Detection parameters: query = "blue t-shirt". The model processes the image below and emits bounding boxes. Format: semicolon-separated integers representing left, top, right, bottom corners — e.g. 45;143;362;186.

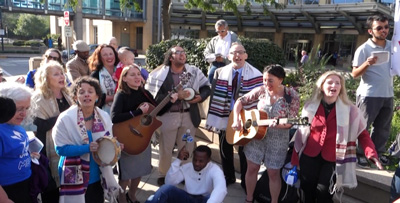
0;124;31;186
56;131;100;184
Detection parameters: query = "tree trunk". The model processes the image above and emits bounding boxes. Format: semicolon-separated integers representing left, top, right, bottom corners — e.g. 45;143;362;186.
162;0;171;40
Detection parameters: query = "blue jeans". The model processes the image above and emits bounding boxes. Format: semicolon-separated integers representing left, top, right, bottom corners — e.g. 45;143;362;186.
391;166;400;202
145;184;208;203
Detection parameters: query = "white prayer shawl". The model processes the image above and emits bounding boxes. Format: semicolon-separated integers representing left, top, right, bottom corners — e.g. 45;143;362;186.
99;67;116;114
293;98;367;192
206;62;262;132
145;64;209;109
52;105;121;203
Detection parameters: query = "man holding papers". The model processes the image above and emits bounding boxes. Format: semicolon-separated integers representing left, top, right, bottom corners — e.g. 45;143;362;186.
352;14;393;168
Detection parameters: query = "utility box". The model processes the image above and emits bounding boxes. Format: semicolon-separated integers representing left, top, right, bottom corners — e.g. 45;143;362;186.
29;57;43;71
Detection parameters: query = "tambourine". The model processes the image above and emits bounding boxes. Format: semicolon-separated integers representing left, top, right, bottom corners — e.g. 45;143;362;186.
92;136;121;166
184;88;196;101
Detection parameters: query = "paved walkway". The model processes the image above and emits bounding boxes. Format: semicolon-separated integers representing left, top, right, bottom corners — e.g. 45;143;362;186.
121;144;247;203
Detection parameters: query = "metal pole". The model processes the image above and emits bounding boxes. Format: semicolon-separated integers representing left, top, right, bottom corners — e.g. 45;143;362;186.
157;0;161;42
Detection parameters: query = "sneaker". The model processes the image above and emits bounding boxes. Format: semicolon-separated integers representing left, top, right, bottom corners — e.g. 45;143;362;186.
357;156;370;168
379;155;390;166
157;177;165;186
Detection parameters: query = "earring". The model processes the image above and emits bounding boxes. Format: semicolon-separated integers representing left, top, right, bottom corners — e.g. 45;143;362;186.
95;99;98;103
76;101;80;105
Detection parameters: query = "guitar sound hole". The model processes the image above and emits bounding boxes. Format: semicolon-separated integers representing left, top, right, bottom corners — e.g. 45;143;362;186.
141;115;152;126
244;119;252;130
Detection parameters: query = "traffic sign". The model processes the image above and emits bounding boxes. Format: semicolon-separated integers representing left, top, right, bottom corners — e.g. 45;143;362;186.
65;26;72;37
64;11;70;26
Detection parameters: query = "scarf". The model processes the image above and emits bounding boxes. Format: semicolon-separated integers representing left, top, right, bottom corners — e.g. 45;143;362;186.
53;106;121;203
293;98;367;192
99;67;116;114
206;62;262;132
145;64;210;109
32;90;73;187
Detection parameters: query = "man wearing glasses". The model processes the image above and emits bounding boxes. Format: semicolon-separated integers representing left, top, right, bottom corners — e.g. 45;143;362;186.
204;19;240;83
206;43;262;189
352;14;393;168
146;45;211;186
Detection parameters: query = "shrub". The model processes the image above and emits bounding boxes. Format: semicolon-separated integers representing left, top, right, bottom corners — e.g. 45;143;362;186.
145;37;286;74
13;40;25;46
25;40;44;47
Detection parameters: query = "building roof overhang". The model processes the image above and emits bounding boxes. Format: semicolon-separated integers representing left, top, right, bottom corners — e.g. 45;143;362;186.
170;2;394;34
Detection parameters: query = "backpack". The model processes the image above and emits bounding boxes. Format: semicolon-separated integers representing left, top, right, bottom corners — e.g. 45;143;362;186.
253;148;300;203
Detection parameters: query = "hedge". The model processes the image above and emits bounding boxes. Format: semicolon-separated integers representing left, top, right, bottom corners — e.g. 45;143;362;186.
145;37;286;74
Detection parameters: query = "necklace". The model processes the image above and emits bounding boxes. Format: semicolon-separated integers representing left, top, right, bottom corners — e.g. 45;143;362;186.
84;113;94;122
56;97;63;103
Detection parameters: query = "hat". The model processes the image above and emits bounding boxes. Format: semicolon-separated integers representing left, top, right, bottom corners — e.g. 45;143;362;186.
0;96;16;123
72;40;90;52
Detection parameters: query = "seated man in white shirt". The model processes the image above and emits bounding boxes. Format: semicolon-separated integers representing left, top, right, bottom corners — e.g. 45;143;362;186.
146;145;227;203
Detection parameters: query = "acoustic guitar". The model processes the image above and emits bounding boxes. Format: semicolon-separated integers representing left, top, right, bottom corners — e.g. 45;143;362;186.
226;109;308;146
113;72;191;155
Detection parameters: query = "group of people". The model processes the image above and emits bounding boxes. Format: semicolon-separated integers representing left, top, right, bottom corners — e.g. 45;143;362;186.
0;13;397;203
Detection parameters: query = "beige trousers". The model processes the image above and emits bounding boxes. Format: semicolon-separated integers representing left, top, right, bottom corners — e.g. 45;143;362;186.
157;111;196;176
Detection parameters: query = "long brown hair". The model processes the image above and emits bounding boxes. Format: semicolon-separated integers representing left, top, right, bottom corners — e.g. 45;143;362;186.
88;44;119;72
117;64;142;94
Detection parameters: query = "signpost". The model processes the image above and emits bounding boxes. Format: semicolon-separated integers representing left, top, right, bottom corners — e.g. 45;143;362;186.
64;11;70;60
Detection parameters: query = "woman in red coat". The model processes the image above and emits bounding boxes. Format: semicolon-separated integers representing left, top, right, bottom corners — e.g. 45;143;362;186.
292;71;383;203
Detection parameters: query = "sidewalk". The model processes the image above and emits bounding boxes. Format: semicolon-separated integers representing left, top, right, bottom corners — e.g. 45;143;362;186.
124;144;247;203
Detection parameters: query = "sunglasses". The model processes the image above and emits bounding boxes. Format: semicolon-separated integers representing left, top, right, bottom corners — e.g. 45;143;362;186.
47;55;59;61
373;25;389;31
216;30;226;33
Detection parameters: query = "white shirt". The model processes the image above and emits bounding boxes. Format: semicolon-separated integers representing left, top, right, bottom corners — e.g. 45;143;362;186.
215;32;232;58
165;159;227;203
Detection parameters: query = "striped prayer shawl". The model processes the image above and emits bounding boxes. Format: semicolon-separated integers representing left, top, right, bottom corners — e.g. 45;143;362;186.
293;98;367;191
59;157;90;196
206;62;262;132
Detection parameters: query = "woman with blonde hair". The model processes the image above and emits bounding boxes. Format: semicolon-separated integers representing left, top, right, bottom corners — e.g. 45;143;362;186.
31;61;73;202
25;48;66;88
292;71;382;203
110;65;177;203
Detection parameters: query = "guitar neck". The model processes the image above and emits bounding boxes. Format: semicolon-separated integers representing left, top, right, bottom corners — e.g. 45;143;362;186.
149;84;181;117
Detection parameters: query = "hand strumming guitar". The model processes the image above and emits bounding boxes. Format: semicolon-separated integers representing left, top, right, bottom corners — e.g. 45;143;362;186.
139;103;150;114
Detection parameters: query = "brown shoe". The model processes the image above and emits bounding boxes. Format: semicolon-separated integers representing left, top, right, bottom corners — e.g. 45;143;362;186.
157;177;165;186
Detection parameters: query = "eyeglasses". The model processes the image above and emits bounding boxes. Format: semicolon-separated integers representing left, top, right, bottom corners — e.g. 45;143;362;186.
216;30;226;33
47;55;59;61
229;50;246;55
173;50;186;55
373;25;389;31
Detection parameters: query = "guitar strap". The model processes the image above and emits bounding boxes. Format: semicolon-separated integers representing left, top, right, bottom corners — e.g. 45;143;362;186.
140;87;157;106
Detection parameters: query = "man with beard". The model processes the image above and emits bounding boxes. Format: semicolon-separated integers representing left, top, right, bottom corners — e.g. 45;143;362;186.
206;43;262;189
146;45;210;186
352;14;393;168
145;145;227;203
66;40;90;81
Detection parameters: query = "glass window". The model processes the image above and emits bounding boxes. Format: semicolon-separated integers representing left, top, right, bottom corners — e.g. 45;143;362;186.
83;0;101;14
245;32;274;41
136;27;143;50
171;28;199;39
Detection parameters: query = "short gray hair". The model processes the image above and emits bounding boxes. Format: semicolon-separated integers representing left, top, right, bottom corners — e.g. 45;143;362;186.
0;82;35;124
215;19;228;29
